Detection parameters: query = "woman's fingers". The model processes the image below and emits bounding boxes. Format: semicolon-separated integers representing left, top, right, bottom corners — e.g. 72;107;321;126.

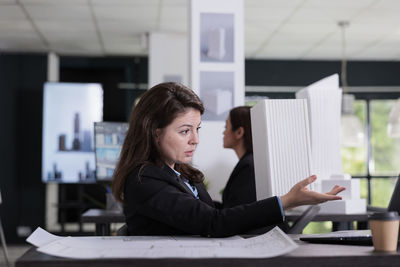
319;192;343;201
326;185;346;195
297;175;317;188
308;191;343;204
282;176;346;210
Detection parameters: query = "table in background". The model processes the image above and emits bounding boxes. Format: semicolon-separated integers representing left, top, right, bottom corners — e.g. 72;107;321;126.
82;209;371;236
286;212;370;231
16;239;400;267
81;209;125;236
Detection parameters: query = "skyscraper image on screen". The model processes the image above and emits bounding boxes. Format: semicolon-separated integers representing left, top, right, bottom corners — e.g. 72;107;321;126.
42;82;103;183
94;122;129;182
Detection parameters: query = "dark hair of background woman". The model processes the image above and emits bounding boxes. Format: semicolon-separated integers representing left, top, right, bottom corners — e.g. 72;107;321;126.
229;106;253;153
112;82;205;202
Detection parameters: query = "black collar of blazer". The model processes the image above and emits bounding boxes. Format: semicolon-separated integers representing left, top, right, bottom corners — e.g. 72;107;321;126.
139;164;213;205
161;165;198;197
161;165;212;205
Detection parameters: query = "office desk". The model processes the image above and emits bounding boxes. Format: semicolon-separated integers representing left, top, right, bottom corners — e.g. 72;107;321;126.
81;209;125;236
286;212;370;230
16;240;400;267
82;208;371;236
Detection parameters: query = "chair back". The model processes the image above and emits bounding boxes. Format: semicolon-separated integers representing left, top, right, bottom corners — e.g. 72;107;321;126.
117;224;128;236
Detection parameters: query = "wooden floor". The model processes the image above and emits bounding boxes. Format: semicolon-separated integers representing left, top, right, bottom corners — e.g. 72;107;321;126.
0;245;31;267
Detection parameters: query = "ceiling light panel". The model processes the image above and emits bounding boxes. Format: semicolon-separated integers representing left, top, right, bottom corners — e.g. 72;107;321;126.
19;0;87;5
345;21;394;34
373;0;400;9
94;6;159;21
100;30;144;40
0;5;26;19
279;22;336;34
0;31;40;40
98;20;158;35
0;20;34;32
0;0;16;4
256;44;309;59
0;39;46;51
50;40;102;52
303;0;377;9
47;32;98;42
103;37;141;46
245;6;295;22
35;20;95;32
24;5;92;20
357;6;400;22
103;42;146;55
163;0;187;6
160;6;186;21
91;0;160;5
245;0;304;8
353;46;400;60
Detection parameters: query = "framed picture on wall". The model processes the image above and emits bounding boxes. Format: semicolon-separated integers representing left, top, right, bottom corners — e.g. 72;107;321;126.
200;71;234;121
200;13;234;63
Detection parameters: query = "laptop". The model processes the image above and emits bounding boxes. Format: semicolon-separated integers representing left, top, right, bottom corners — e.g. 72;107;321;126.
300;174;400;246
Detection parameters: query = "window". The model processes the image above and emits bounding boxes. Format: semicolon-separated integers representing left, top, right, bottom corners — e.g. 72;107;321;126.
341;100;367;176
345;96;400;207
370;100;400;176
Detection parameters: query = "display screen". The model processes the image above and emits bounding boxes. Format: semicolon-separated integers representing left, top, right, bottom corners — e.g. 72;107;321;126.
94;122;128;182
42;82;103;183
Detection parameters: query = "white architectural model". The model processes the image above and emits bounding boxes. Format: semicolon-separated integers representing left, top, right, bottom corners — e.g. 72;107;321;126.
251;75;366;214
296;74;342;181
251;99;313;200
296;74;366;214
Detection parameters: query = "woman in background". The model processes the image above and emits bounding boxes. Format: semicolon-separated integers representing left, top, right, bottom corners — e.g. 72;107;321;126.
222;106;256;208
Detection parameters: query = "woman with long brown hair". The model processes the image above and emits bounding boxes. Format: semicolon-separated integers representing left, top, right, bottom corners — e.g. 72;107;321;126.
112;82;345;237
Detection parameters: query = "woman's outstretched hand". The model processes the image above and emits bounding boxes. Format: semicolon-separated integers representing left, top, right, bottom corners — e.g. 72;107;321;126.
280;175;346;210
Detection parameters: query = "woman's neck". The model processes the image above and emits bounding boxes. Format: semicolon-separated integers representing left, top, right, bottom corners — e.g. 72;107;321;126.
234;142;247;159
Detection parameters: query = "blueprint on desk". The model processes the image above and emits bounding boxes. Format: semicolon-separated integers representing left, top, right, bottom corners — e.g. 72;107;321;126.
26;226;298;259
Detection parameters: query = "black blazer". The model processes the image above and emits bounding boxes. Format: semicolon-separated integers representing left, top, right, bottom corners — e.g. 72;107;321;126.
222;153;256;208
123;164;283;237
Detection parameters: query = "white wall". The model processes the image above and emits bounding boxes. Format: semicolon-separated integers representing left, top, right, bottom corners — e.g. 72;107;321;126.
149;32;188;87
189;0;244;201
192;122;237;201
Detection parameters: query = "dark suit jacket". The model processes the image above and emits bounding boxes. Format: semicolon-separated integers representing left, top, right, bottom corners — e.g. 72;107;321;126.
123;164;283;237
222;153;256;208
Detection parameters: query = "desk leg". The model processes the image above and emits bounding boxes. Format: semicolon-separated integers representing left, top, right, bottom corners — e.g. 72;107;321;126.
95;223;110;236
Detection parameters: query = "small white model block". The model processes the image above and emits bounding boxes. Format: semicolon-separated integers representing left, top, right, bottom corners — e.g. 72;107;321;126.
319;198;367;214
321;179;361;201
